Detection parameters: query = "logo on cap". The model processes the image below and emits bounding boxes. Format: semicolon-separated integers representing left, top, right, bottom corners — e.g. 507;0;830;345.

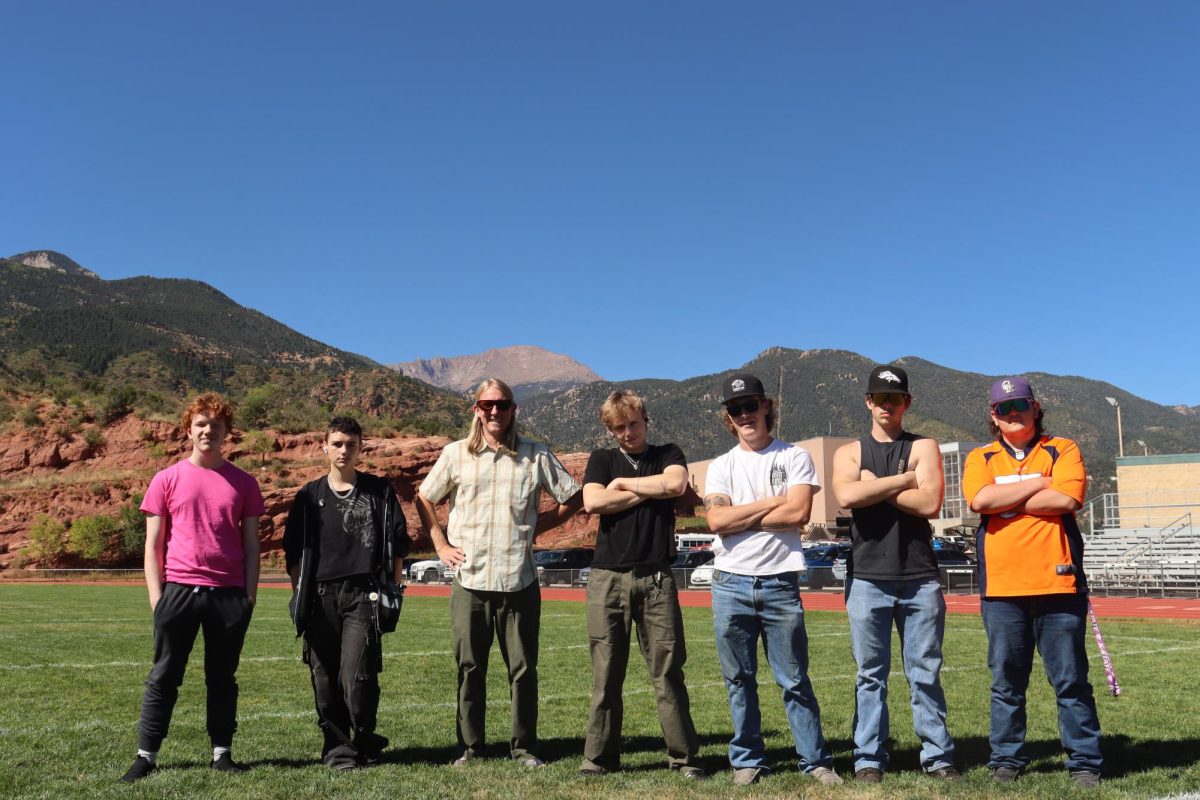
878;370;902;384
731;379;745;392
1002;380;1014;395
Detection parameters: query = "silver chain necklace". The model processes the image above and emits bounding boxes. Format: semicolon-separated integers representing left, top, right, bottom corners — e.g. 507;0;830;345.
621;448;644;471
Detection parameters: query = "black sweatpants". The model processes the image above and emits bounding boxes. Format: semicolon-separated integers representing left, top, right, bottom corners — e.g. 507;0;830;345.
137;582;254;751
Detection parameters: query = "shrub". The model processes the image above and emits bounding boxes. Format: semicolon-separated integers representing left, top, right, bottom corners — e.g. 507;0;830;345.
83;427;106;448
26;514;67;561
244;430;275;465
67;515;120;561
116;493;145;558
239;385;279;430
99;385;138;425
20;405;42;428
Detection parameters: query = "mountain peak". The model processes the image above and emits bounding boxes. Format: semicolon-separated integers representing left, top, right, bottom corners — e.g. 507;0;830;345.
6;250;99;279
393;345;602;400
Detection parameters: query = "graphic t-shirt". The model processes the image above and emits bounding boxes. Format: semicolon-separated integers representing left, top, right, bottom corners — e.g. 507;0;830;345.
316;480;377;581
704;438;819;576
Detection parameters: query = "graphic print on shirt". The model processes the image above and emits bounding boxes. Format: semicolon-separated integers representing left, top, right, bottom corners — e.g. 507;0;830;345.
769;461;787;494
337;492;376;549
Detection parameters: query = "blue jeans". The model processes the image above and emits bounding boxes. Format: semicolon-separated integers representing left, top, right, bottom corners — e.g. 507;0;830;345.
845;576;955;773
711;570;833;772
980;595;1103;773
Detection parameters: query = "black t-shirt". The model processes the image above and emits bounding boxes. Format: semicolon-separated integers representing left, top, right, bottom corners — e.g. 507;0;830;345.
849;433;939;581
584;443;686;571
315;479;377;581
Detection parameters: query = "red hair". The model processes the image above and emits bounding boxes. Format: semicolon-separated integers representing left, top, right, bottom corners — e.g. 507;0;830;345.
180;392;235;432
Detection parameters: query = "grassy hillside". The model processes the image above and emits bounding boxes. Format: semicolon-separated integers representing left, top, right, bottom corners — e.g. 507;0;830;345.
520;348;1200;487
0;253;470;436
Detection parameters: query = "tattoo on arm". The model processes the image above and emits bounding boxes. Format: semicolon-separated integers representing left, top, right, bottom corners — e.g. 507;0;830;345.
704;495;731;510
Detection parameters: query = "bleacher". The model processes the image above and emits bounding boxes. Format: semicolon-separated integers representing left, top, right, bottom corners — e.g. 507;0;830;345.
1083;509;1200;597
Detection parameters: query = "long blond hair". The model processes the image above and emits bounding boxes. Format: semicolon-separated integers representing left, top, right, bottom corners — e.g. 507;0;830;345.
466;378;520;454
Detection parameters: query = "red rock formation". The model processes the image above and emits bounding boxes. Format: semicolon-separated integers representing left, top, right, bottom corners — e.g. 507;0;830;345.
0;411;598;569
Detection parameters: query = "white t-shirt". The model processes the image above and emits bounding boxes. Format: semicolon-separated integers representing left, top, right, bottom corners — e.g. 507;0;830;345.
704;438;820;576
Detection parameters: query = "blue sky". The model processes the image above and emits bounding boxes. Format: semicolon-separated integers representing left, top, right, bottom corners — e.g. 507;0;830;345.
3;2;1198;405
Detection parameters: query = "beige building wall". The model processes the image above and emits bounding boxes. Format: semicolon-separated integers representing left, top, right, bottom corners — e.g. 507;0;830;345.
688;436;855;528
1114;454;1200;529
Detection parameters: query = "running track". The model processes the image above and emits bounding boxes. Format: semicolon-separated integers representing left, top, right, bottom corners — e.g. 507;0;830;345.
19;581;1200;620
401;585;1200;621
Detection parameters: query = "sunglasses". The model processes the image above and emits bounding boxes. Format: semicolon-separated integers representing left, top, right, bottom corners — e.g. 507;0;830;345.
869;392;907;406
992;398;1032;415
726;399;761;417
476;399;514;412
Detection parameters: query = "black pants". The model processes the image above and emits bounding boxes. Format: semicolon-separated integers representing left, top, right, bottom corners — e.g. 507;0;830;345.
304;577;384;766
137;582;254;751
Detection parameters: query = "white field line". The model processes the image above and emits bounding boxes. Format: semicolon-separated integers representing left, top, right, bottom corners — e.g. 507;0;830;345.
2;628;1189;672
0;644;590;672
5;643;1200;739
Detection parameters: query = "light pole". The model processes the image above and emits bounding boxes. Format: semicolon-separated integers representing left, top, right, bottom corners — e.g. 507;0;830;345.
1136;439;1149;456
1105;396;1124;458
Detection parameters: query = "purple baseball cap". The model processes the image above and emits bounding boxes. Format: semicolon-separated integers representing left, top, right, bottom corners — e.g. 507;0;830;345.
989;377;1034;406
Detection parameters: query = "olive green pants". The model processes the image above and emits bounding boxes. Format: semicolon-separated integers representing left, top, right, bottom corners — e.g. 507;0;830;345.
583;567;701;771
449;578;541;760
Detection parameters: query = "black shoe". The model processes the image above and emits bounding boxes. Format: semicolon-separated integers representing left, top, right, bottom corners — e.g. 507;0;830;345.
210;753;247;773
991;766;1021;784
355;732;389;765
929;766;963;782
118;756;155;783
854;767;883;783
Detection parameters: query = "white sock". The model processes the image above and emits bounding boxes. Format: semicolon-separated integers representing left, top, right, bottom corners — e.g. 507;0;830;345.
137;750;157;765
212;746;230;762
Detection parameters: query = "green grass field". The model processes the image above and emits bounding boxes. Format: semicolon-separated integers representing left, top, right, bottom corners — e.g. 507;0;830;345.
1;585;1198;799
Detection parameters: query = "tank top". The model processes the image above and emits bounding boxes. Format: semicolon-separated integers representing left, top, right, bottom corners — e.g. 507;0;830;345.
849;432;938;581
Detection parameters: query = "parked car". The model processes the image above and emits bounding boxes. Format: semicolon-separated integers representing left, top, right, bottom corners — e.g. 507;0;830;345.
689;562;716;587
803;543;851;589
407;558;455;584
672;549;715;588
933;542;976;566
831;541;976;584
535;547;594;586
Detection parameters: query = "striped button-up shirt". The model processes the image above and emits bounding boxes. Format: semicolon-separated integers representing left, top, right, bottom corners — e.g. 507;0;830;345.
420;437;580;592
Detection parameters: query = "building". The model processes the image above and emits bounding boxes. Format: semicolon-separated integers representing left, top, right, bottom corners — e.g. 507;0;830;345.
1111;453;1200;530
935;441;984;535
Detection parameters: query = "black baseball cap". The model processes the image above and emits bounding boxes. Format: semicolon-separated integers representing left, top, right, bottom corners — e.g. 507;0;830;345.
721;373;766;404
866;365;910;395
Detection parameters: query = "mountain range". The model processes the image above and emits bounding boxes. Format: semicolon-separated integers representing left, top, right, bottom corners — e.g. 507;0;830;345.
516;347;1200;488
5;250;1200;495
394;345;602;400
0;251;468;436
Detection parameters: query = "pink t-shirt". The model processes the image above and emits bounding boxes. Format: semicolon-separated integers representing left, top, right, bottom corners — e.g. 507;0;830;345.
141;459;266;588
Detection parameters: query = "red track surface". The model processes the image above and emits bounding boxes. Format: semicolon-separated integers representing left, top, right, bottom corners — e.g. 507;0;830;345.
400;585;1200;621
18;581;1200;620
